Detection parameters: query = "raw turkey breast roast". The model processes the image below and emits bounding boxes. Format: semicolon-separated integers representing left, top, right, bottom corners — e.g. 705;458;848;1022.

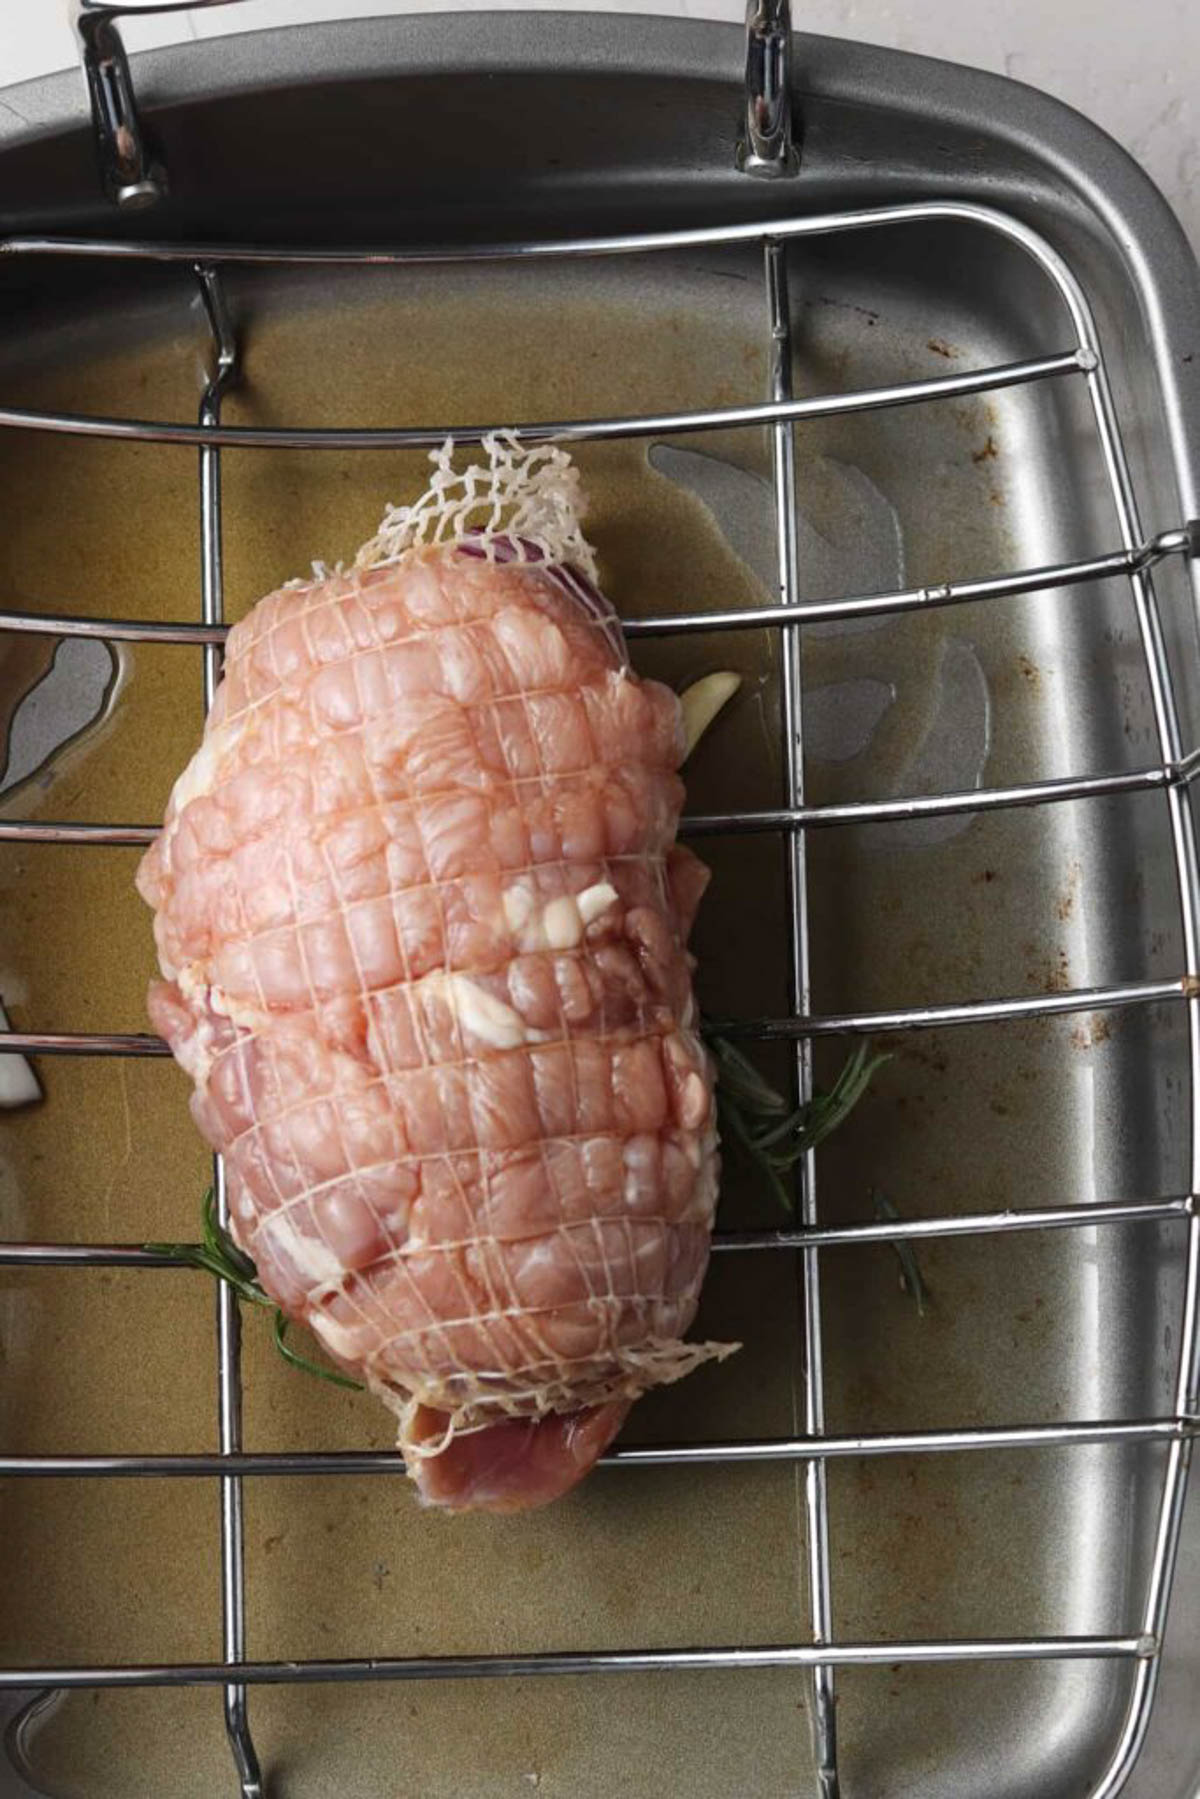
137;439;733;1512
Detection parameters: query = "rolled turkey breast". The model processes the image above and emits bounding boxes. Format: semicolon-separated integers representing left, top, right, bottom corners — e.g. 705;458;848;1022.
138;438;733;1512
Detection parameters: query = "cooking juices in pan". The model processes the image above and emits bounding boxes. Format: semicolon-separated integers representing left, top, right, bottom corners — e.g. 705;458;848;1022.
0;245;1177;1796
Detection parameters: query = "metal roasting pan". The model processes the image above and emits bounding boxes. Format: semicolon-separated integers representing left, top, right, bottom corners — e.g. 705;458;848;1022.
3;5;1200;1795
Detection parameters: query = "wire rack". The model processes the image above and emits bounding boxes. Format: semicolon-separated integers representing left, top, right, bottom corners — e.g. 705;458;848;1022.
1;200;1199;1799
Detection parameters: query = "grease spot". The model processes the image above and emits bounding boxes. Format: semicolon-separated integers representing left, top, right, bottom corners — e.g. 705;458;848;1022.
647;442;905;636
864;638;992;848
0;637;121;797
804;678;896;764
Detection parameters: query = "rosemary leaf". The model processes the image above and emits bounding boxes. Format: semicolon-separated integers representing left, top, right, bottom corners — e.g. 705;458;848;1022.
273;1311;365;1391
202;1186;259;1286
871;1189;932;1317
146;1188;365;1392
706;1034;791;1118
715;1087;794;1213
748;1106;811;1155
798;1043;892;1154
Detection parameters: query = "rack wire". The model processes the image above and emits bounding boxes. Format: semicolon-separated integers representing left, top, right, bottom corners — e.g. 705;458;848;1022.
1;199;1199;1799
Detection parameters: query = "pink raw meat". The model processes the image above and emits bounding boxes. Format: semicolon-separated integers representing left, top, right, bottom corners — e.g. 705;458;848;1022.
138;499;730;1512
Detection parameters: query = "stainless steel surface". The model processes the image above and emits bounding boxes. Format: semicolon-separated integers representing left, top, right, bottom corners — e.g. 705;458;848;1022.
767;233;838;1794
0;1635;1162;1688
195;259;261;1799
70;2;163;207
0;352;1086;448
1;1415;1199;1479
4;12;1200;1798
0;972;1191;1053
70;0;240;207
3;1192;1196;1266
740;2;800;178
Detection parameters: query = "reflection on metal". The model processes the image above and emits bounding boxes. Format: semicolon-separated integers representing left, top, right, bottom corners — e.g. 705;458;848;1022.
740;1;800;178
69;1;240;207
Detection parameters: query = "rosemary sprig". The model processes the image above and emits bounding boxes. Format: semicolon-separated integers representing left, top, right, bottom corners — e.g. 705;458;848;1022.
706;1032;890;1213
146;1189;365;1391
871;1189;932;1317
272;1309;364;1389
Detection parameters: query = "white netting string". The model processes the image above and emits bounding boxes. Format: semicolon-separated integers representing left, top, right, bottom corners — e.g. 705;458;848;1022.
355;431;599;583
382;1333;742;1462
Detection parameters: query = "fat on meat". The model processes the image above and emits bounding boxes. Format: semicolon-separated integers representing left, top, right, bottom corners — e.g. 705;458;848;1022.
137;441;732;1512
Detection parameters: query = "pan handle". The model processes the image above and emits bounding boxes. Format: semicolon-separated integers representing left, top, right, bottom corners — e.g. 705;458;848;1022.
68;0;243;207
739;0;800;178
69;0;801;208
